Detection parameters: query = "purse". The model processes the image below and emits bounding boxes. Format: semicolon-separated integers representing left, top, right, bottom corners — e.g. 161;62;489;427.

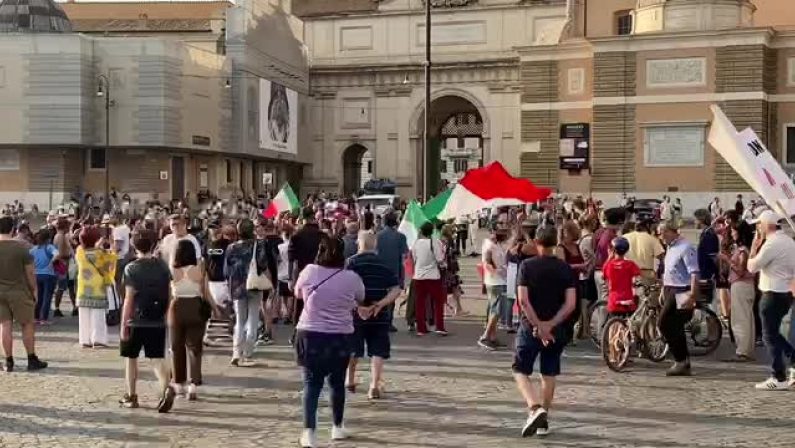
246;241;273;291
428;238;448;280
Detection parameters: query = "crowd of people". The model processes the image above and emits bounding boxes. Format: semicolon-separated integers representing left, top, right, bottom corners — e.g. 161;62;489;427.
2;189;795;445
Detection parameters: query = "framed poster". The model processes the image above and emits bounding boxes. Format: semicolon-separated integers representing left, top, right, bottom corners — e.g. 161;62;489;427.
559;123;590;170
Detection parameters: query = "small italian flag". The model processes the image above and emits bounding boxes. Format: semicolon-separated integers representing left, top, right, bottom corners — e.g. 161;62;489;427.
263;183;300;218
398;200;429;248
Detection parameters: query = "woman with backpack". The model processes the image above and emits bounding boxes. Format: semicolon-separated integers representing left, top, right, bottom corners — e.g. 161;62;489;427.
75;226;117;348
30;230;59;324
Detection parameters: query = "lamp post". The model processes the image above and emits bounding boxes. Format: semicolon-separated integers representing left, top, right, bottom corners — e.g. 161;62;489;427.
96;74;112;216
422;0;432;202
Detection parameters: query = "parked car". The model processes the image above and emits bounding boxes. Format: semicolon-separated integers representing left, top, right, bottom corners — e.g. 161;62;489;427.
633;198;662;222
356;194;400;216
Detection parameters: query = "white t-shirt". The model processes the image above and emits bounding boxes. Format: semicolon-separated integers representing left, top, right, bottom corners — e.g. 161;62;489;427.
481;238;508;286
748;232;795;293
159;233;202;268
112;224;131;259
277;240;290;282
411;238;445;280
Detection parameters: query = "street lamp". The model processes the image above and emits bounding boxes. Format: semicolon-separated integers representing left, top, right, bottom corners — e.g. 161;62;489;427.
96;74;112;216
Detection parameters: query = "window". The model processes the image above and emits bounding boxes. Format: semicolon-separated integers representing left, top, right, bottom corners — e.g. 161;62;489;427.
616;11;633;36
453;158;468;173
786;125;795;165
440;160;448;173
226;160;232;183
643;125;705;167
367;160;373;174
89;148;106;170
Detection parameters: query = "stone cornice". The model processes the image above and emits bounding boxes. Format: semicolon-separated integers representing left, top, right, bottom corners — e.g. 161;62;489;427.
300;1;564;21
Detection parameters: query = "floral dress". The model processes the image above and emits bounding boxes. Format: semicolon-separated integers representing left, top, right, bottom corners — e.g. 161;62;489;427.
75;247;117;309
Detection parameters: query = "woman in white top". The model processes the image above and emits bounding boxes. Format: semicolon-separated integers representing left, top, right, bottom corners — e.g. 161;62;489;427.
169;240;216;401
410;222;448;336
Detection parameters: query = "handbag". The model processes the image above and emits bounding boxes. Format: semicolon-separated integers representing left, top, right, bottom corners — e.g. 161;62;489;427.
428;238;448;280
246;241;273;291
105;284;121;327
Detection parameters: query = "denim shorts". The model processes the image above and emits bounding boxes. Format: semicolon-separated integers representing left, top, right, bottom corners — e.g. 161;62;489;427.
512;324;567;377
351;324;391;359
486;285;507;317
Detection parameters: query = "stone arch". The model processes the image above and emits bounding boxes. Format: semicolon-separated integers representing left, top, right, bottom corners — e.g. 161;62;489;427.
341;143;371;195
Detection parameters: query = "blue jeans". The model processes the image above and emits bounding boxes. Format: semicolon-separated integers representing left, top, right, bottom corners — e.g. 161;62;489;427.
760;292;795;381
295;331;350;429
35;274;56;321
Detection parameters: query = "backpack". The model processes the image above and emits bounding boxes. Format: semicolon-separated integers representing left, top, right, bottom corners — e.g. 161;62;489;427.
132;259;170;322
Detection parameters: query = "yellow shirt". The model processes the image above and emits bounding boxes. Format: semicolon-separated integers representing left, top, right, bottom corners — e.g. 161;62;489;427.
76;247;117;307
624;231;664;271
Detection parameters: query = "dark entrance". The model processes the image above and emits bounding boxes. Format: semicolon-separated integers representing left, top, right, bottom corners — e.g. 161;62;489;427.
342;144;369;195
171;156;185;200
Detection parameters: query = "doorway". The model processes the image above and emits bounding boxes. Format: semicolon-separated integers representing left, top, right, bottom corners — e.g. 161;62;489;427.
171;156;185;200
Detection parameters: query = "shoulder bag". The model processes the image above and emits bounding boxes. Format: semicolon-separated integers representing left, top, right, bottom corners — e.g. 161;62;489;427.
246;241;274;291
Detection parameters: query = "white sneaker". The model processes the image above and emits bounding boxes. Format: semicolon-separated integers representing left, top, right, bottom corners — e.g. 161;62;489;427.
537;425;550;437
755;377;790;390
521;407;547;438
188;384;198;401
173;383;186;398
299;429;317;448
331;425;349;440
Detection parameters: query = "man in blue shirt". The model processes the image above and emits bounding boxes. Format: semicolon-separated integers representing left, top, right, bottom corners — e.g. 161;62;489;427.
346;232;401;399
375;212;408;331
660;221;700;376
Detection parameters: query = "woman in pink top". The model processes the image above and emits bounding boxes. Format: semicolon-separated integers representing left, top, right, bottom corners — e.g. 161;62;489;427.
294;234;366;448
721;227;756;361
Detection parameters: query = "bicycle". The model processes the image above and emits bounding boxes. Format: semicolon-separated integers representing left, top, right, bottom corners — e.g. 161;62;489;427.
685;301;723;356
601;282;668;372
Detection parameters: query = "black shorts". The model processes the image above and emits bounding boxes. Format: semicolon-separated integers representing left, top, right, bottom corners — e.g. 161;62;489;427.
352;324;391;359
120;326;167;359
512;324;567;377
277;281;292;298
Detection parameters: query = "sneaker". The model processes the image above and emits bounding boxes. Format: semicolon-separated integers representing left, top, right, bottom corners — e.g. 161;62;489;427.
665;362;691;377
537;423;550;437
755;377;790;391
477;337;498;351
188;384;198;401
389;324;398;333
331;425;349;440
521;407;548;438
26;355;48;371
230;358;240;367
119;394;139;408
258;335;274;346
53;309;64;318
368;386;382;400
789;368;795;387
240;358;255;367
408;323;416;333
173;383;186;398
416;331;428;337
157;385;177;413
722;354;753;363
4;357;13;373
435;330;449;336
299;429;317;448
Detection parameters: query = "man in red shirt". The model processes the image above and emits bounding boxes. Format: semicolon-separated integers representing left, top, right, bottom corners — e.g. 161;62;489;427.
603;237;641;315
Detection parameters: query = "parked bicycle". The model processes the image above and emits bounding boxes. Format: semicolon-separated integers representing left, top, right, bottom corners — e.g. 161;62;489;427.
601;282;668;372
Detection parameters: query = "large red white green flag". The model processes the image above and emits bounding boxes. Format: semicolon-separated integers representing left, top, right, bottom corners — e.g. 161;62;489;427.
263;183;300;218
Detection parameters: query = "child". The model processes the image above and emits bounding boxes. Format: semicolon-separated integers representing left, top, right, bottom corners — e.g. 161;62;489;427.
603;237;641;315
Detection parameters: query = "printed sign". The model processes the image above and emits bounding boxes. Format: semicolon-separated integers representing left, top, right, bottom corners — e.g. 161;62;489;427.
559;123;590;170
259;79;298;155
262;172;273;185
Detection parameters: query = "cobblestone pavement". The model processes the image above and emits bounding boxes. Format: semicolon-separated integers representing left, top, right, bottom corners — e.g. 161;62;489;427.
1;252;795;447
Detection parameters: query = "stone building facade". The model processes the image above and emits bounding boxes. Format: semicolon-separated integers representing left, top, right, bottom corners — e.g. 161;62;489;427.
297;0;795;212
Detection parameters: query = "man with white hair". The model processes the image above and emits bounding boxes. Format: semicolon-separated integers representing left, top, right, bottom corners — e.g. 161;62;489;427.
345;231;401;399
748;210;795;390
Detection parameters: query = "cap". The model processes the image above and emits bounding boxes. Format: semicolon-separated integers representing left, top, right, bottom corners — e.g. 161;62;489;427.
611;236;630;256
751;210;782;225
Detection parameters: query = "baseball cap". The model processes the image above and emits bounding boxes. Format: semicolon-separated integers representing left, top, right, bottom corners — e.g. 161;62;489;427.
611;236;630;256
751;210;782;225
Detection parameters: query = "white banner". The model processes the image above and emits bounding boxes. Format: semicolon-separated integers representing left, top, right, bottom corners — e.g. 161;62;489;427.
259;79;298;155
708;105;795;216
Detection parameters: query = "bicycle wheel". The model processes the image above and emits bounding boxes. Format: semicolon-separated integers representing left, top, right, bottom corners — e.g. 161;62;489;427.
638;316;668;362
601;317;631;372
589;300;608;349
687;305;723;356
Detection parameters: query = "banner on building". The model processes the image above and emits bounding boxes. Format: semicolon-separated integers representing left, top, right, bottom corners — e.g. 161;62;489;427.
259;79;298;155
708;105;795;216
559;123;589;170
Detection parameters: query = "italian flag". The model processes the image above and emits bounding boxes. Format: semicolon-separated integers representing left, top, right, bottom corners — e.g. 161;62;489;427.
263;184;300;218
398;200;429;248
436;162;551;220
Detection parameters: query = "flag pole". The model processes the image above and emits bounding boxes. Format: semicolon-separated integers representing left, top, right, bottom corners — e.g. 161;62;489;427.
774;200;795;233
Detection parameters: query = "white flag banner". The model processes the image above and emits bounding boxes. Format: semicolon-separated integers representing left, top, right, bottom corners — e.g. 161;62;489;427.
708;105;795;217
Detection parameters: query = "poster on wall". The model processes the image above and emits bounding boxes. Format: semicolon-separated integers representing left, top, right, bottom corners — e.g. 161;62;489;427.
259;79;298;155
559;123;590;170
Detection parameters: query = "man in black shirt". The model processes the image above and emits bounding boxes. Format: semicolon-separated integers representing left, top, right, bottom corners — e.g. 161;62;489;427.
288;209;323;330
120;229;175;413
204;222;232;343
513;226;576;438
